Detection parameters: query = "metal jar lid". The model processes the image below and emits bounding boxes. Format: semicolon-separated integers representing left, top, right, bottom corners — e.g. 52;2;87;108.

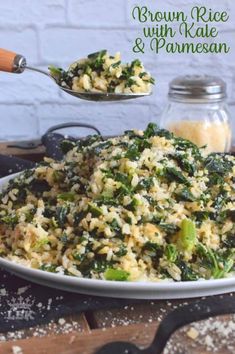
168;75;227;102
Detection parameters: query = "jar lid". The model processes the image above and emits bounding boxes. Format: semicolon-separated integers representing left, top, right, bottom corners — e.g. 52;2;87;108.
168;75;227;102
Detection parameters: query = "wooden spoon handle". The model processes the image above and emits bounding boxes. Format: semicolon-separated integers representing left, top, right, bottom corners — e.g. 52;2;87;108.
0;48;26;73
0;48;17;72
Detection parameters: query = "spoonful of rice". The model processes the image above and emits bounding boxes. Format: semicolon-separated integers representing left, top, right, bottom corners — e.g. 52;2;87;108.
0;48;154;102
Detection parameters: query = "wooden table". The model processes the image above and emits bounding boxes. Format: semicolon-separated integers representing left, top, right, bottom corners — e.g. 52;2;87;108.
0;142;235;354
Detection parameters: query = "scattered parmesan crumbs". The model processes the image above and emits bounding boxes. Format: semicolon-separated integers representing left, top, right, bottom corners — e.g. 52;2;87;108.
47;298;52;310
96;301;191;329
12;345;23;354
187;327;199;340
205;334;214;349
0;288;7;296
177;313;235;353
0;317;84;342
1;277;235;354
17;286;30;295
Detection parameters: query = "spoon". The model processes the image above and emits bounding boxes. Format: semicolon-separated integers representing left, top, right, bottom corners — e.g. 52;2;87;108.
0;48;151;102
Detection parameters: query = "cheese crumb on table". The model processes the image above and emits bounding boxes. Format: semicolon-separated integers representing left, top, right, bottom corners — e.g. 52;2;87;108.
58;318;66;325
187;327;199;340
12;346;23;354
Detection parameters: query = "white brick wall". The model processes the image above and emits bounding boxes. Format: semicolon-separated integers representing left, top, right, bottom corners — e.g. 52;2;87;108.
0;0;234;142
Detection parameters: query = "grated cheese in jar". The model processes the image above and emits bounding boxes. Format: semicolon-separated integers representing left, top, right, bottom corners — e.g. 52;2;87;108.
168;120;232;154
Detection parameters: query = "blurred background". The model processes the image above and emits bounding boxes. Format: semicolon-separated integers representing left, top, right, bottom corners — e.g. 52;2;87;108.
0;0;234;142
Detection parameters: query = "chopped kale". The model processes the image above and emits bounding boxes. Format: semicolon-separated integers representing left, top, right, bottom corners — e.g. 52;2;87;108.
40;264;57;273
139;72;147;78
0;213;18;228
137;138;152;151
107;81;116;93
174;137;202;160
24;208;36;223
28;179;51;196
177;261;198;281
147;77;155;84
124;130;143;139
165;244;178;263
212;189;228;212
121;66;134;80
60;233;69;245
95;195;117;207
143;123;173;139
131;59;142;68
109;219;122;235
124;215;133;225
115;244;127;257
126;78;138;88
53;170;65;183
48;65;63;81
14;188;27;204
143;241;161;252
205;153;233;175
114;184;132;199
111;60;121;68
126;197;140;212
151;215;162;224
60;140;76;154
143;123;158;138
222;232;235;248
43;207;56;219
197;243;217;270
91;141;112;155
88;203;103;217
88;49;107;70
76;135;102;151
73;251;85;262
78;258;114;277
88;49;107;59
207;173;224;186
159;223;180;235
164;167;190;186
196;243;233;279
56;206;69;228
176;187;195;202
193;211;210;223
57;192;75;202
135;177;154;191
125;144;140;161
171;153;196;176
144;196;158;207
33;238;49;251
115;172;130;185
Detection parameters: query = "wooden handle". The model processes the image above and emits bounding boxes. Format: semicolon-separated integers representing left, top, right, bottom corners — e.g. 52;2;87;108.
0;48;17;72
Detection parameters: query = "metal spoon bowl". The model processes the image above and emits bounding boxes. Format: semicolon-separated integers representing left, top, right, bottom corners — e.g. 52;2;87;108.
0;49;152;102
61;88;151;101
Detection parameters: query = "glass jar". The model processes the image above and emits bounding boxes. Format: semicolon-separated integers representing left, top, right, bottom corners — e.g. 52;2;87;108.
160;75;232;154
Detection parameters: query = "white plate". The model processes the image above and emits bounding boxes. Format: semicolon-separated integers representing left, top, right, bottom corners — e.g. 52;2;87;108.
0;173;235;299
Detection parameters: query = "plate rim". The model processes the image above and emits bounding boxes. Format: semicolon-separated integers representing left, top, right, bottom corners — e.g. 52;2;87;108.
0;255;235;291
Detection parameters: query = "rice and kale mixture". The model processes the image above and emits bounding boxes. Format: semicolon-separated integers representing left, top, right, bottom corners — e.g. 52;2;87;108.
49;50;154;94
0;124;234;282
